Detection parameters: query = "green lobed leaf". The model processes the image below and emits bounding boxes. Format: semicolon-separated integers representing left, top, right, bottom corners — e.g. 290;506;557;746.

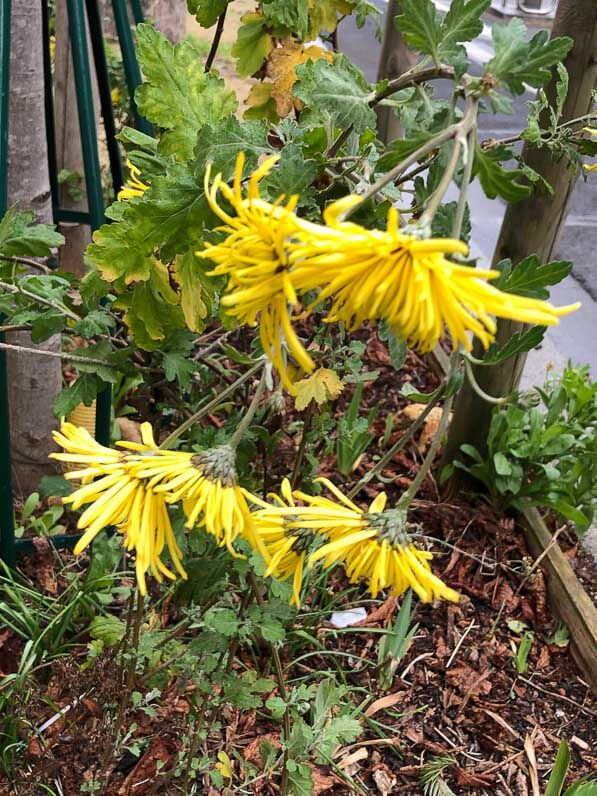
261;0;309;39
481;326;546;365
486;19;573;96
376;130;436;172
0;207;64;257
232;12;273;77
87;161;215;284
195;116;271;178
172;251;214;334
493;255;572;299
473;142;532;202
135;24;237;161
396;0;489;65
53;373;105;418
186;0;228;27
260;143;318;209
294;55;376;134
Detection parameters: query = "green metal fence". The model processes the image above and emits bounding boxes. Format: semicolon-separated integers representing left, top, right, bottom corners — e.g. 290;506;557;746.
0;0;149;564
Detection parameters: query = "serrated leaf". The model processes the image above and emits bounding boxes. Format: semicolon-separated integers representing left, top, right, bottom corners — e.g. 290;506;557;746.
493;255;572;299
53;373;104;418
260;143;318;209
186;0;228;27
482;326;546;365
0;207;64;257
87;162;215;283
308;0;352;37
73;309;115;338
90;615;126;646
265;40;332;117
172;251;212;333
116;260;186;350
397;0;489;65
244;82;280;123
135;24;237;161
294;368;344;411
473;142;532;202
195;116;271;178
232;12;273;77
294;55;375;134
262;0;309;38
376;130;436;172
430;201;471;242
487;19;572;96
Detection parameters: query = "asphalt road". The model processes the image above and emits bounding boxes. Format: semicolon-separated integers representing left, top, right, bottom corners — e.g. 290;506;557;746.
338;0;597;382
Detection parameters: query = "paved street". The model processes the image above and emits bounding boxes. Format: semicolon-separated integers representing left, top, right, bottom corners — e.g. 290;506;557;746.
338;0;597;383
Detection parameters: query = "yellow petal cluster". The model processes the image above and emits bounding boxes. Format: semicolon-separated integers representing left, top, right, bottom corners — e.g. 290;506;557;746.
199;153;578;385
51;422;254;593
290;197;579;353
245;479;315;607
201;152;314;392
117;160;150;201
250;477;459;605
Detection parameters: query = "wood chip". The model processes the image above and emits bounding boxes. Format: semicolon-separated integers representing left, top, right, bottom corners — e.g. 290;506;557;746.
364;692;404;717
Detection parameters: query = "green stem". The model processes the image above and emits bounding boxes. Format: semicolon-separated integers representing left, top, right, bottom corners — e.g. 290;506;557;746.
346;382;446;500
229;370;267;449
247;570;291;796
452;124;477;240
159;360;264;450
464;357;510;405
396;353;461;509
0;279;81;322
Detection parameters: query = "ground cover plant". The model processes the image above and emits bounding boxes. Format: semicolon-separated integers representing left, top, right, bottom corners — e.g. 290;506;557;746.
0;0;596;793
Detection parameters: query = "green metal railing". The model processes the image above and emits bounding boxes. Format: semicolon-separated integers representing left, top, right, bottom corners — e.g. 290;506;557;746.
0;0;149;564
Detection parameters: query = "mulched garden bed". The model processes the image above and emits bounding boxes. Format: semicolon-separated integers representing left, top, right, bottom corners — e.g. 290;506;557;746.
1;327;595;795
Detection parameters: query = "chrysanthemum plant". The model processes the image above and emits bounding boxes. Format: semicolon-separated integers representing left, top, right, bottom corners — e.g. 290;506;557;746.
1;0;596;790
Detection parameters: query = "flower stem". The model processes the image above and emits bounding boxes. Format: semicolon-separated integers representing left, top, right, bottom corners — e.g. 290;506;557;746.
159;360;264;450
229;369;267;449
464;356;511;405
247;570;291;795
346;381;447;500
204;6;228;72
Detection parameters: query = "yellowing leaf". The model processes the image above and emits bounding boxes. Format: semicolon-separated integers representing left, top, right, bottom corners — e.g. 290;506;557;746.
215;750;233;782
232;12;273;77
172;251;210;333
244;82;280;123
308;0;351;37
294;367;344;411
266;40;333;117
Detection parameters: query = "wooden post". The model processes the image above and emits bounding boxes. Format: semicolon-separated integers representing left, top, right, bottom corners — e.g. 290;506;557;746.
444;0;597;464
376;0;416;143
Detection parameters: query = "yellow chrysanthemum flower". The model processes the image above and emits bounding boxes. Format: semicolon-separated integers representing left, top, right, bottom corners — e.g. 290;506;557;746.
118;160;150;201
293;478;459;603
199;152;315;392
50;422;186;595
290;196;579;352
127;442;263;557
247;479;317;607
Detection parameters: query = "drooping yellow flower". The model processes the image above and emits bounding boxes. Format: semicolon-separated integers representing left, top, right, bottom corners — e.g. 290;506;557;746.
246;479;317;607
292;478;458;603
118;160;150;201
582;126;597;172
290;196;579;352
50;422;186;595
127;442;262;557
199;152;314;392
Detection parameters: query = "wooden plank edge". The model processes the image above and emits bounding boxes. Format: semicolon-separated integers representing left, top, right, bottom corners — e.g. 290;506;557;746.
521;507;597;696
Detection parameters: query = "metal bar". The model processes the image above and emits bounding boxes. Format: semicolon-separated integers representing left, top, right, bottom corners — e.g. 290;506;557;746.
65;0;112;445
41;0;60;219
85;0;124;199
129;0;144;26
55;208;92;224
111;0;152;135
0;0;14;568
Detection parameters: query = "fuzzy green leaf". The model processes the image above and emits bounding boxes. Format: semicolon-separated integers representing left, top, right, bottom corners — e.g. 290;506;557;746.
53;373;105;418
493;255;572;300
232;13;273;77
294;55;376;134
482;326;546;365
0;207;64;257
487;19;573;96
195;116;271;178
473;143;532;202
186;0;228;27
135;24;237;161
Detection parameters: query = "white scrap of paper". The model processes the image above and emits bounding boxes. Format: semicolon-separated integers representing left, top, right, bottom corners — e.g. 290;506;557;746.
330;607;367;628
